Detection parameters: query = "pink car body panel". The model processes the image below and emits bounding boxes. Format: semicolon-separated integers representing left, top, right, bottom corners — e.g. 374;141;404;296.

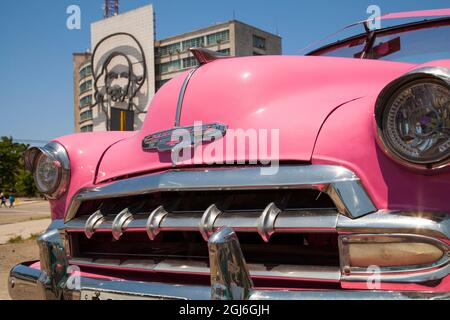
96;56;415;183
379;8;450;20
50;131;134;219
54;57;450;216
313;59;450;212
313;95;450;212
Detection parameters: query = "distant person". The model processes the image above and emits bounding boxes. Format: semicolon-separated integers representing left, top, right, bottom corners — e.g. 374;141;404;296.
0;193;7;207
8;193;15;208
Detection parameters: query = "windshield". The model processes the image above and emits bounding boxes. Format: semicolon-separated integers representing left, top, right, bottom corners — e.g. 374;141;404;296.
309;20;450;64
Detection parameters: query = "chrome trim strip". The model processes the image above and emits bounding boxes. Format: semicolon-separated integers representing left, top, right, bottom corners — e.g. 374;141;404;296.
326;180;376;219
273;209;339;232
174;67;198;127
65;208;340;235
199;204;222;241
68;258;341;282
257;203;281;242
146;206;168;240
337;211;450;240
112;208;133;240
342;265;450;283
65;165;377;222
208;227;254;300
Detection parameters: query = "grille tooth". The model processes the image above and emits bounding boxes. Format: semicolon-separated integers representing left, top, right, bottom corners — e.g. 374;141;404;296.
112;208;134;240
146;206;168;240
258;202;282;242
84;210;104;239
199;204;222;241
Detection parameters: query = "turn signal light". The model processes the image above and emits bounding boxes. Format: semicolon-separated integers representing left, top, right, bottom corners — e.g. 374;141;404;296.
347;242;444;267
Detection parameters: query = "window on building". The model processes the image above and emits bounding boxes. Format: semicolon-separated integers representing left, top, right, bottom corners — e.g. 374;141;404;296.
80;124;93;132
79;95;92;108
207;30;230;45
80;110;93;122
79;80;92;93
217;48;231;56
253;35;266;49
159;42;182;56
182;37;204;51
159;60;182;74
79;64;92;79
183;56;199;69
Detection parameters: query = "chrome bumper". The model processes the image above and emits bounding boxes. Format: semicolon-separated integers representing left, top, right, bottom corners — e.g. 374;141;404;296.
8;224;450;300
8;165;449;300
9;262;449;300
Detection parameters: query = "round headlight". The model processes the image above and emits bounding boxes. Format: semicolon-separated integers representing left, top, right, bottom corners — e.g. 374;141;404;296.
378;78;449;169
24;142;70;199
34;152;62;194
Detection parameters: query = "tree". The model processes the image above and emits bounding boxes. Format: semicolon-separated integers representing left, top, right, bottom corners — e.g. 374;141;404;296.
0;136;37;197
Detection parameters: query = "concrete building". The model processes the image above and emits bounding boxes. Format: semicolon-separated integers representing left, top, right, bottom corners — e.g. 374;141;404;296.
154;20;282;91
73;5;282;133
73;52;93;133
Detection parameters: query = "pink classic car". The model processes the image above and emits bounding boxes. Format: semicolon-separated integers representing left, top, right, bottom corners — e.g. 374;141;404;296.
9;9;450;300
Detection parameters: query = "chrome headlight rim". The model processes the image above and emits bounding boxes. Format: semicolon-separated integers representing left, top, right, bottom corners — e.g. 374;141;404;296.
24;142;70;199
375;66;450;171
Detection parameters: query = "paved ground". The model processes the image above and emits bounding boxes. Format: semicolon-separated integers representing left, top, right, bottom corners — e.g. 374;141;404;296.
0;199;50;300
0;200;50;225
0;240;39;300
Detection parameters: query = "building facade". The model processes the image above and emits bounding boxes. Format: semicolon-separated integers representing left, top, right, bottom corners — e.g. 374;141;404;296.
154;20;282;91
73;6;282;133
73;52;93;133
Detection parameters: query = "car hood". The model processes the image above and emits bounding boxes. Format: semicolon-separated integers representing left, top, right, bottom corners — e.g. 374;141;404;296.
96;55;414;183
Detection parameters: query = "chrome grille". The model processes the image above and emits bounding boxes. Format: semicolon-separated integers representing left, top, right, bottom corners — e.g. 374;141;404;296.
64;165;378;287
65;188;341;286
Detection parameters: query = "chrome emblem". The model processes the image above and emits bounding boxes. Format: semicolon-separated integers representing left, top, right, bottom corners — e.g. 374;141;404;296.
142;123;227;152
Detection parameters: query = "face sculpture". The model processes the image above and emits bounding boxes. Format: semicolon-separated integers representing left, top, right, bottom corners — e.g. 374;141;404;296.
91;33;148;130
104;54;132;102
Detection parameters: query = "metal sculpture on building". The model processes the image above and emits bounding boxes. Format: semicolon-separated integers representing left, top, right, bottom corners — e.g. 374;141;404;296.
91;32;147;131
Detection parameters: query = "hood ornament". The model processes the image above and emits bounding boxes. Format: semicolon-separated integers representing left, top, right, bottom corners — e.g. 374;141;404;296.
142;122;227;153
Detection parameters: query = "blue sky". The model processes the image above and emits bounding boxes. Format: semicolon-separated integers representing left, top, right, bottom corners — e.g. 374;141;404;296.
0;0;448;141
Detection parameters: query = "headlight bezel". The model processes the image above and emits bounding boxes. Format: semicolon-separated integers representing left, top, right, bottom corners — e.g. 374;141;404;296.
375;66;450;171
24;142;70;199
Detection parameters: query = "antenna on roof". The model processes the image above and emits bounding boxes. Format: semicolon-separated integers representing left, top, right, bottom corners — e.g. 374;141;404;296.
103;0;119;19
153;10;157;39
233;9;236;20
